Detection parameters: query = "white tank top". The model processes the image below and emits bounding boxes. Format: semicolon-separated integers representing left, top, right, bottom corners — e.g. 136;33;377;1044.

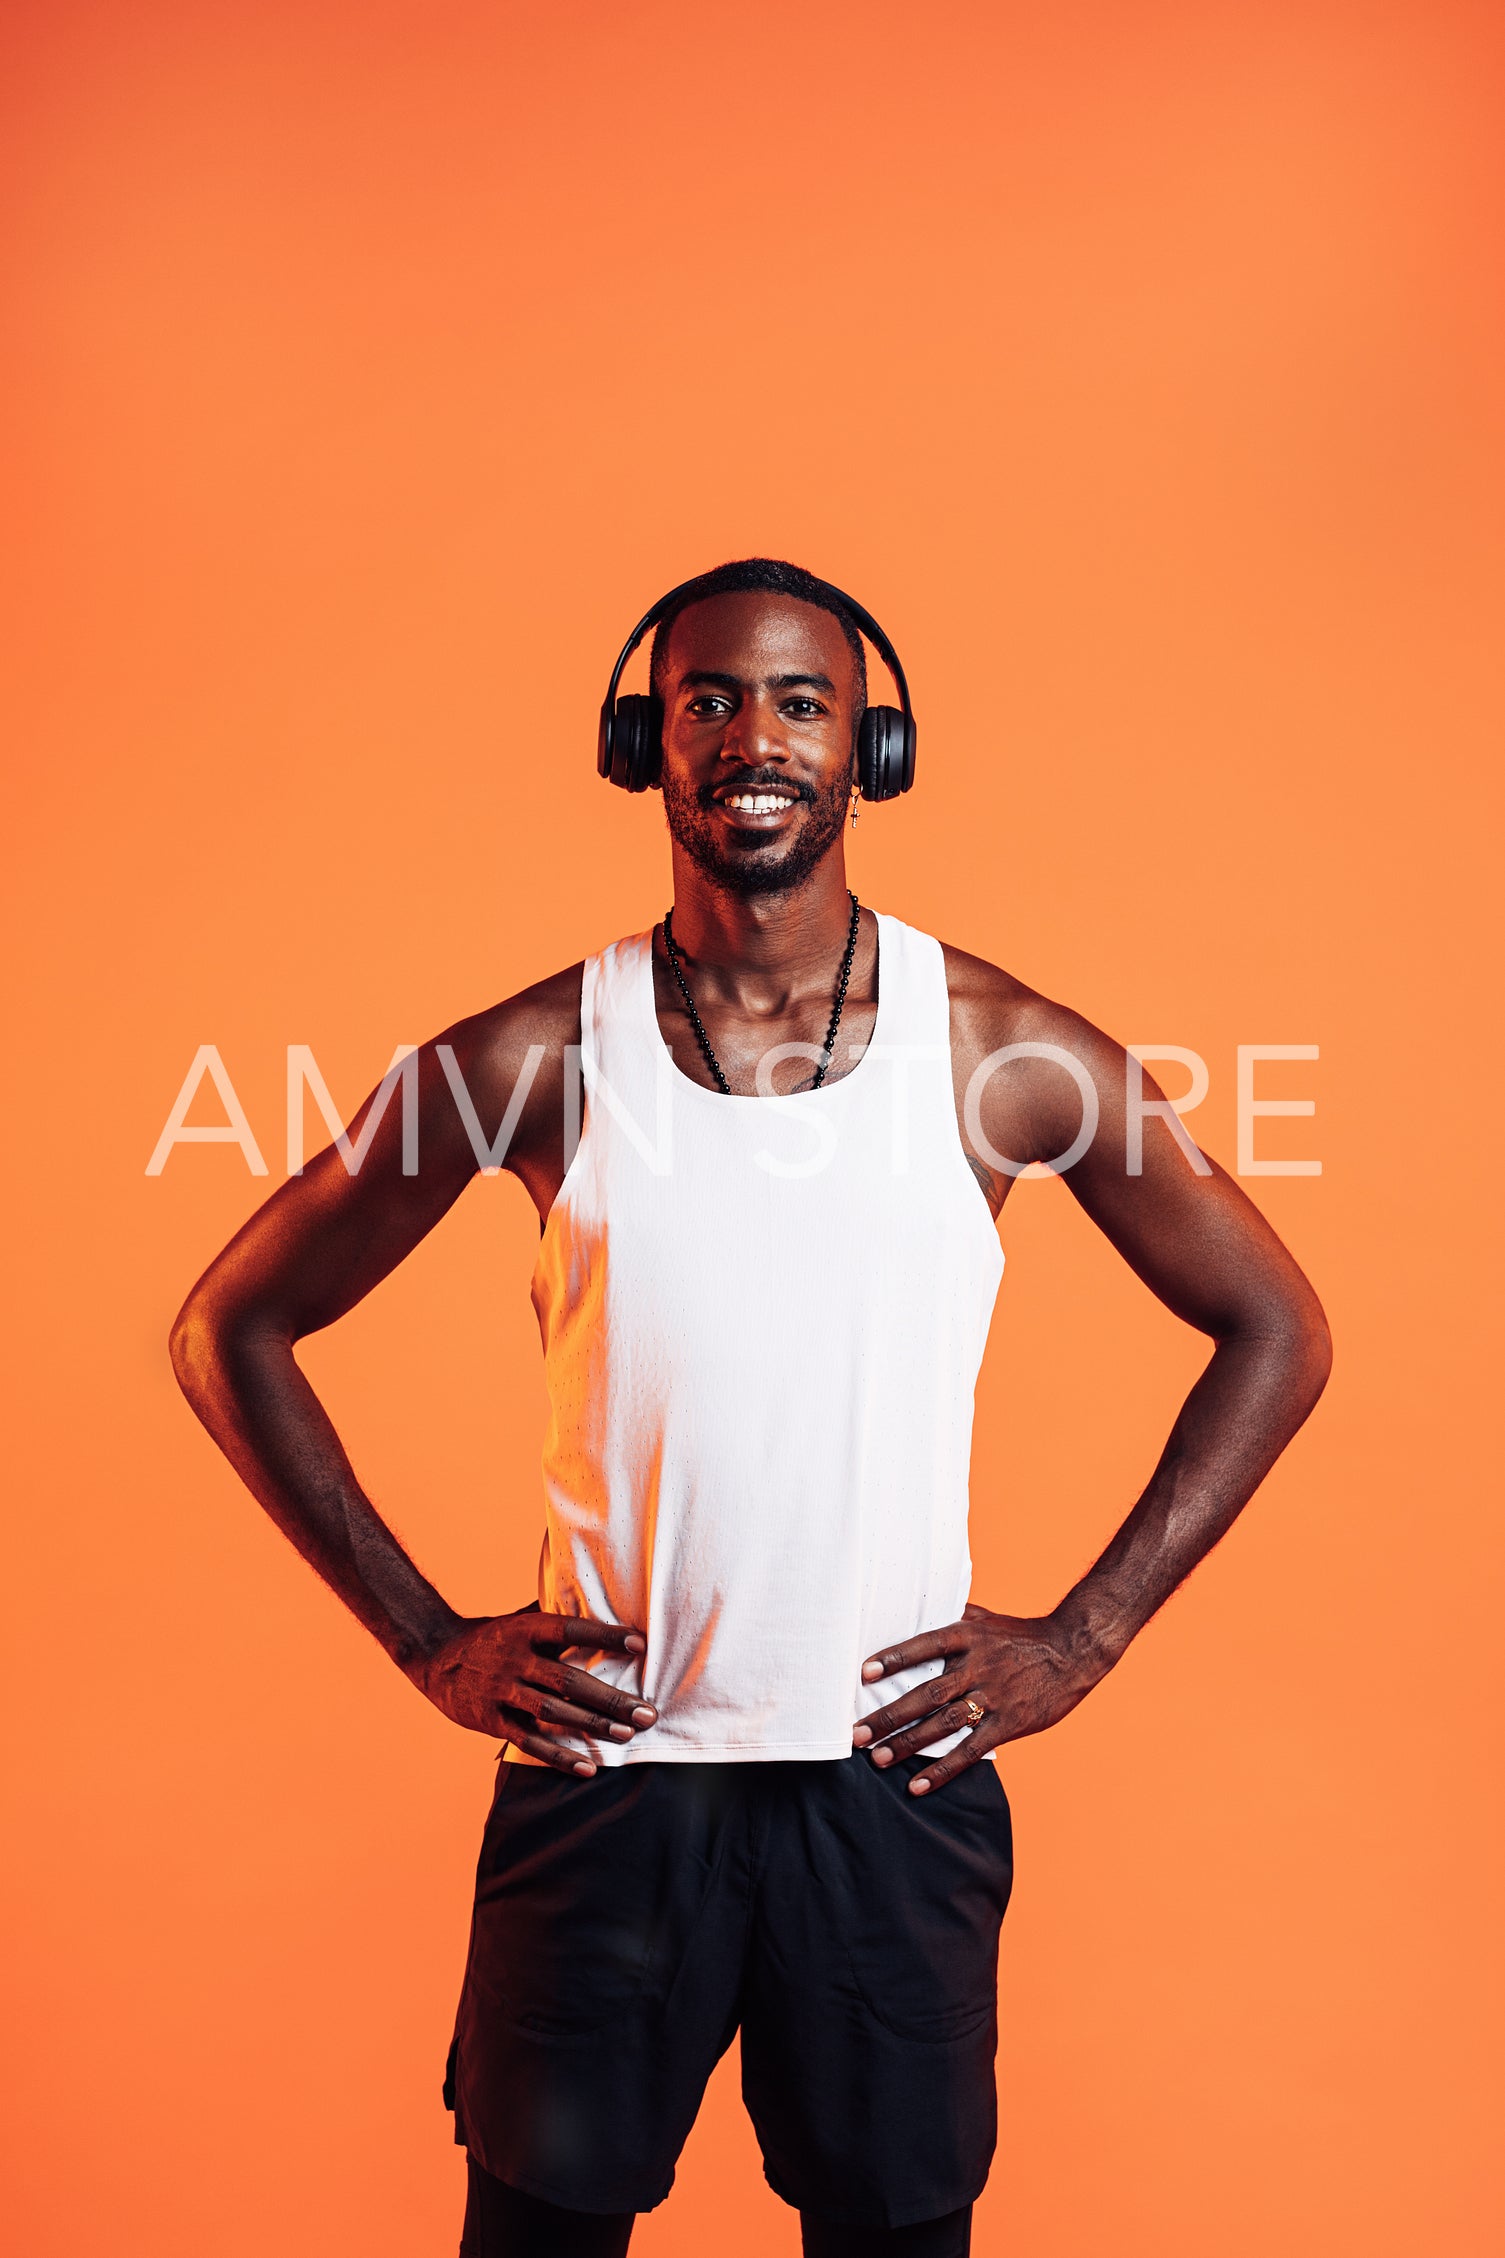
524;910;1004;1765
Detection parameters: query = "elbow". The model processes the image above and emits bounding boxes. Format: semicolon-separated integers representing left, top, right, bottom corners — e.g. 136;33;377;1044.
169;1271;244;1409
169;1276;293;1413
1285;1285;1334;1417
1225;1280;1333;1419
168;1290;217;1407
1306;1301;1334;1402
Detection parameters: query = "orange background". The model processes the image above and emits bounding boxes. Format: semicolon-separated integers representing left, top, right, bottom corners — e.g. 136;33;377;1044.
4;3;1502;2252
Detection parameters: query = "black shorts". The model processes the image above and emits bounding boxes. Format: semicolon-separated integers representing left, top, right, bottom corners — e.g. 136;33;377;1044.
444;1753;1014;2229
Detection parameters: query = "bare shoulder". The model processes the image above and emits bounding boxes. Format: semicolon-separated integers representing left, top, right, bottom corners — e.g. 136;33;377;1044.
405;961;584;1214
938;938;1035;1026
439;960;584;1085
934;938;1137;1206
938;939;1114;1073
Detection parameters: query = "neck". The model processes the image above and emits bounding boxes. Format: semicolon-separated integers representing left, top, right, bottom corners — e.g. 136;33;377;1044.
666;842;854;995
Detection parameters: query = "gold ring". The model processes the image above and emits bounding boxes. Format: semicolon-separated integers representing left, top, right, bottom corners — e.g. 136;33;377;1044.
961;1697;986;1726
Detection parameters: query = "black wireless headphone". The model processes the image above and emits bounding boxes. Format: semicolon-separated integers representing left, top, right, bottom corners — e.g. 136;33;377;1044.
596;572;917;801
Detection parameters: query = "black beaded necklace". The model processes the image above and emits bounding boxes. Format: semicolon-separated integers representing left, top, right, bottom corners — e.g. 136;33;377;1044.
660;891;862;1096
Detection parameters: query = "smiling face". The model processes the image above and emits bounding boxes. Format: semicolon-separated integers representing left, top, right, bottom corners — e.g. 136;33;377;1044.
656;591;861;897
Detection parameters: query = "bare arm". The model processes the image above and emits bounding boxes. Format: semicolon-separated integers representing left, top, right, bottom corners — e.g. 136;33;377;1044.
168;969;657;1771
856;952;1332;1791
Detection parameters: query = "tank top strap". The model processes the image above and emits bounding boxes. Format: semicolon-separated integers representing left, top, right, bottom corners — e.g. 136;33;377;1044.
579;930;655;1086
577;947;601;1078
868;911;954;1066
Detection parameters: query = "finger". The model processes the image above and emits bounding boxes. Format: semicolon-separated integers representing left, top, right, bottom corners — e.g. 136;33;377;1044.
528;1692;641;1744
860;1623;970;1684
527;1662;658;1730
868;1691;988;1769
501;1690;619;1750
505;1724;599;1777
532;1614;647;1657
906;1731;999;1796
851;1673;971;1747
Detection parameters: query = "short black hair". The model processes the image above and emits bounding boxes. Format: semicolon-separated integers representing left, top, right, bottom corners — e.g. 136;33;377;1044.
648;557;867;714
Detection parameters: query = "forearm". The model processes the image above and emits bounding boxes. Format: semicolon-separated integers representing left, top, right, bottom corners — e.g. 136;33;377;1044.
1051;1319;1332;1677
170;1298;464;1670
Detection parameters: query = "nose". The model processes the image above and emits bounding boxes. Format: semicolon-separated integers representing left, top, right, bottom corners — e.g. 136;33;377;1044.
718;690;790;772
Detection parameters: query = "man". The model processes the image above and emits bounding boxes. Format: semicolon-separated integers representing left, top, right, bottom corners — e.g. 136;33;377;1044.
171;558;1331;2258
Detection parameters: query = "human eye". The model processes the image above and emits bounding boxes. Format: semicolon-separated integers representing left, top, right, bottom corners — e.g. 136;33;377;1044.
782;696;827;719
686;694;734;718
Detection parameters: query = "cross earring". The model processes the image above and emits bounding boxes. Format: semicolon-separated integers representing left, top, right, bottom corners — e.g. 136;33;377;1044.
849;787;861;830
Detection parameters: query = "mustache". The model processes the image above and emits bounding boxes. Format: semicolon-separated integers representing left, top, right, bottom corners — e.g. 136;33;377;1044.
697;772;819;809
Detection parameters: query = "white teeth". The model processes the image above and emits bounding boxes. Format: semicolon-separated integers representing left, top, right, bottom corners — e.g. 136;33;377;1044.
727;793;794;812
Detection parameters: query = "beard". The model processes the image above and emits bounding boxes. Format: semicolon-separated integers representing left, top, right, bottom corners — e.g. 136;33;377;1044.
660;766;851;898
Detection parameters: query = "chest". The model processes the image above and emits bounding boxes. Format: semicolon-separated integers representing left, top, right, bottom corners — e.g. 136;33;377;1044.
650;954;881;1098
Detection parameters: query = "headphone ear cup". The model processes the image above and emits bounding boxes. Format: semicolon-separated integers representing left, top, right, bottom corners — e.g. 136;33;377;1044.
857;706;917;801
605;693;664;791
